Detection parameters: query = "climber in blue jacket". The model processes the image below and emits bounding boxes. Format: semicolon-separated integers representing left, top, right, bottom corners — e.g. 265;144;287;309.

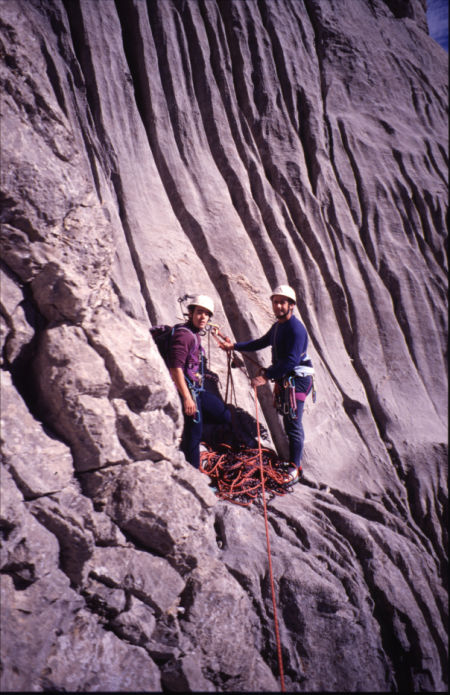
220;285;314;485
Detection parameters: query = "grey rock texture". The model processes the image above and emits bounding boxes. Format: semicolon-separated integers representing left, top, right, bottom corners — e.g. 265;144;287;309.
0;0;447;691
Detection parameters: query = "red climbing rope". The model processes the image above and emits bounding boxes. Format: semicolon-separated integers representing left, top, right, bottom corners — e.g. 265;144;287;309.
201;327;286;688
253;385;286;692
199;385;287;691
200;443;291;505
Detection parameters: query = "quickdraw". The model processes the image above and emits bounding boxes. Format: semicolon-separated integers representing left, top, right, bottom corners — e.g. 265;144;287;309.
273;376;297;419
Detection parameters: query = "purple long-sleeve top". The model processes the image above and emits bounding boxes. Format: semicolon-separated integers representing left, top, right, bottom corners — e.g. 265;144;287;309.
167;323;203;385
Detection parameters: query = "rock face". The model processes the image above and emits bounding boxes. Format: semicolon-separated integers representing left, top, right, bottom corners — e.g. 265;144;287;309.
0;0;447;691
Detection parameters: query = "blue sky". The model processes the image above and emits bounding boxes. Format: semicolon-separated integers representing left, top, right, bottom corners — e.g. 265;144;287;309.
427;0;448;51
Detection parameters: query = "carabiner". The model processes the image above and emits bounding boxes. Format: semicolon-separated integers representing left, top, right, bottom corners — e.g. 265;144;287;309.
191;388;200;423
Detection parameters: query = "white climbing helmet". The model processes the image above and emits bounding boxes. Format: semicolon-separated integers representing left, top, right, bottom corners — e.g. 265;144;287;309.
188;294;215;315
270;285;296;304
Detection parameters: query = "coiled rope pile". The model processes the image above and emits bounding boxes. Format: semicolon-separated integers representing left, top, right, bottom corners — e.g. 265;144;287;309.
199;443;291;506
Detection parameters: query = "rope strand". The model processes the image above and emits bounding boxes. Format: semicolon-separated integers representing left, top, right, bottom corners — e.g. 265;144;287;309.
201;323;294;688
253;385;286;692
199;394;288;690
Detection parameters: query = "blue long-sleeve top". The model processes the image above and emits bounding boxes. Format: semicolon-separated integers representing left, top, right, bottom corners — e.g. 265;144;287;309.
234;315;308;381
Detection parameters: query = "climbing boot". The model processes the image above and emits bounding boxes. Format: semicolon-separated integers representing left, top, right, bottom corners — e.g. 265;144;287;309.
283;464;302;486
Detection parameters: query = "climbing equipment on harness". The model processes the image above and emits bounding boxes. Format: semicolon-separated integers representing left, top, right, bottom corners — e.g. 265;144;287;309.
273;376;297;418
184;351;205;424
269;340;316;417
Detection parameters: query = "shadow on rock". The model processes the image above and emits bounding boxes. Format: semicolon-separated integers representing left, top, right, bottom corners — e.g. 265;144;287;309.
202;368;269;451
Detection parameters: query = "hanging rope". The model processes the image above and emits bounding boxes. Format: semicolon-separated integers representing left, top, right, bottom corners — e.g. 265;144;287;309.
207;326;211;368
200;325;287;689
254;384;286;692
200;324;290;505
199;387;287;691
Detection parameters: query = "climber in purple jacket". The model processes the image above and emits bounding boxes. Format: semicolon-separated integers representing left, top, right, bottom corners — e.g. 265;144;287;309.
168;294;231;469
220;285;314;485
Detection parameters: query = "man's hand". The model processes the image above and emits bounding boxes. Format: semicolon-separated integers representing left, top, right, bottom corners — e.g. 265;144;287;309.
183;394;197;416
219;337;234;352
251;374;267;388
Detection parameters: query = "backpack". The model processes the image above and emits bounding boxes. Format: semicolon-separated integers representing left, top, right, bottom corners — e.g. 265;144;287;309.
150;324;175;363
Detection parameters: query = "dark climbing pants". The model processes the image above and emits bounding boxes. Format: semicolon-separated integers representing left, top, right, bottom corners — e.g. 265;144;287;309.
181;390;231;469
283;399;305;469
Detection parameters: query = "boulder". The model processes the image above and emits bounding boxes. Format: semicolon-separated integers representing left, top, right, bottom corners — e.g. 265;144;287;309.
0;370;73;497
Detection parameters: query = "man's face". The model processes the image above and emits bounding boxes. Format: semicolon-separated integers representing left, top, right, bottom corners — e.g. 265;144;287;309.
272;295;292;319
191;306;211;330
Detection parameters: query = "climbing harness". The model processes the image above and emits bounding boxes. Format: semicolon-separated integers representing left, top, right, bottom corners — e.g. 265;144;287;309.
271;348;316;417
273;376;297;418
185;374;202;424
292;355;316;403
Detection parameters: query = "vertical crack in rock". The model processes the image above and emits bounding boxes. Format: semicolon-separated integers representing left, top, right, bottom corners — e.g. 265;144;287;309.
256;0;320;194
60;0;109;200
62;0;158;325
110;171;159;325
336;118;377;266
311;497;446;692
61;0;107;154
392;148;447;272
302;0;334;174
113;0;269;346
187;0;280;288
